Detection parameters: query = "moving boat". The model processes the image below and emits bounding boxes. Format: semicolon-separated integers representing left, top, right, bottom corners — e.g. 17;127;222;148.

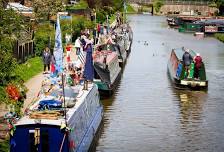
167;48;208;89
93;49;121;95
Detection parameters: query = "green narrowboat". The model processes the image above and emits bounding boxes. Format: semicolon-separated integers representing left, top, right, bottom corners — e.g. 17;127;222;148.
167;48;208;90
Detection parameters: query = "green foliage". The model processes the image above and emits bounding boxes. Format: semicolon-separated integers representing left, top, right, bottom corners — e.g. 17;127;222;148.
127;4;136;13
0;86;7;104
153;0;164;13
215;33;224;42
96;9;107;23
34;22;55;56
0;51;17;85
213;0;224;15
70;15;94;38
15;57;43;82
0;8;25;52
33;0;65;21
0;139;9;152
112;0;124;12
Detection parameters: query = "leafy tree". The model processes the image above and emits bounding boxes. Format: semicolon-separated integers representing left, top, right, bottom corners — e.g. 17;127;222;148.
0;7;27;115
32;0;64;21
0;8;25;52
153;0;164;13
85;0;98;8
213;0;224;15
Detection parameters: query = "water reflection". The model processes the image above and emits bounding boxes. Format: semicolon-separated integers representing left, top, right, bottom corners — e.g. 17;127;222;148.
174;90;207;129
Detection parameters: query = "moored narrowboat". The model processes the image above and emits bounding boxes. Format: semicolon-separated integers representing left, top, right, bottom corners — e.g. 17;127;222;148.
167;48;208;89
10;78;103;152
93;50;121;95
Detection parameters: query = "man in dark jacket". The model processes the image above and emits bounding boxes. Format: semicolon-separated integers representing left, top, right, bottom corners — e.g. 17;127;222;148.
42;47;51;74
182;49;193;78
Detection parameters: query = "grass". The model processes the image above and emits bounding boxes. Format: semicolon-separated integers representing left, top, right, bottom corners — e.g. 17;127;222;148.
15;57;43;82
0;139;9;152
214;33;224;42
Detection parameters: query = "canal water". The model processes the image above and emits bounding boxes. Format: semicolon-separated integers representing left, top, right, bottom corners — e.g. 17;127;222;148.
95;15;224;152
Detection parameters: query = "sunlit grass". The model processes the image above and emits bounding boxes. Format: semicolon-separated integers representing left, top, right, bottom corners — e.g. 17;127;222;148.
15;57;43;82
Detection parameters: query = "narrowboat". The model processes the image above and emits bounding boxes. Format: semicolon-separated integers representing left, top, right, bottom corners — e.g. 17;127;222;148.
167;48;208;89
114;24;133;55
93;50;121;95
10;76;103;152
97;43;127;67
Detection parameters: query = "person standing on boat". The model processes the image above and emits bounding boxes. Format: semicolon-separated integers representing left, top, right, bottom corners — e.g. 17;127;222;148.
194;53;202;79
42;47;51;74
182;49;193;78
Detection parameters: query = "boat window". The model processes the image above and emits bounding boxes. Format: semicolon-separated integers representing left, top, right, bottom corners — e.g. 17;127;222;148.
29;128;40;152
41;130;49;152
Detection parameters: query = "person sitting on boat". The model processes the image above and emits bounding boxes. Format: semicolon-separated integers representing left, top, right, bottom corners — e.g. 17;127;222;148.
182;48;193;78
194;53;202;79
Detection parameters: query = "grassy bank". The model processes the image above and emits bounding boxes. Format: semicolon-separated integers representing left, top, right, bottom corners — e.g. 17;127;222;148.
15;57;43;82
214;33;224;42
0;139;9;152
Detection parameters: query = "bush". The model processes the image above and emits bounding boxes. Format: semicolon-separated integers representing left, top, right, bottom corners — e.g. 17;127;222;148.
34;22;55;56
215;33;224;42
153;0;164;13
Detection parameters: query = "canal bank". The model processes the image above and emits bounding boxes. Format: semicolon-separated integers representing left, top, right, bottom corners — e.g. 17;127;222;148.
95;14;224;152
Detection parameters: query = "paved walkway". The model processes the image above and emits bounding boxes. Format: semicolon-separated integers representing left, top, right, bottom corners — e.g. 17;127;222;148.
22;73;45;112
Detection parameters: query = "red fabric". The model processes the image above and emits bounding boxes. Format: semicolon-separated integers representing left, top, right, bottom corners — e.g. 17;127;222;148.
97;24;100;32
194;56;202;69
67;56;71;62
66;46;71;52
51;64;55;73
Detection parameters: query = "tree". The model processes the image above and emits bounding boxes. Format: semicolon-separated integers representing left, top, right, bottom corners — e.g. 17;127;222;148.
0;7;25;52
214;0;224;15
32;0;64;21
85;0;98;8
153;0;164;13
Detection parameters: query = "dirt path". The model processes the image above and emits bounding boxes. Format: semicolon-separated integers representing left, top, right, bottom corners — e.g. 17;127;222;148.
22;73;45;112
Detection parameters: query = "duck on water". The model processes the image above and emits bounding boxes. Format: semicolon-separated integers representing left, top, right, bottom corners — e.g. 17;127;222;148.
167;47;208;90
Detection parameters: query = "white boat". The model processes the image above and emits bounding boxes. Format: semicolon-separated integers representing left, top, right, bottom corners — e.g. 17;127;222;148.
10;78;103;152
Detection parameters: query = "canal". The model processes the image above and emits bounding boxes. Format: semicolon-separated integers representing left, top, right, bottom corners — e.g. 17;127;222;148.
95;15;224;152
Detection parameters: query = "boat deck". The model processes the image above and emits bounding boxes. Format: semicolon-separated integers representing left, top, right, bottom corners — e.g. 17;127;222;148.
16;83;95;127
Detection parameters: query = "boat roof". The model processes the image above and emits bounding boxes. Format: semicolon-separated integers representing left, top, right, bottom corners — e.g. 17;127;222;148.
173;48;196;60
16;83;97;127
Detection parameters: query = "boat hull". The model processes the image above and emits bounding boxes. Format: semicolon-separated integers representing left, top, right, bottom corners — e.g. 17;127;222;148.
94;70;121;96
75;106;103;152
10;84;103;152
167;48;208;90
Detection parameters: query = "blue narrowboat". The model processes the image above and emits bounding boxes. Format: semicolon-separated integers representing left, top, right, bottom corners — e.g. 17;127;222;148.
10;83;103;152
